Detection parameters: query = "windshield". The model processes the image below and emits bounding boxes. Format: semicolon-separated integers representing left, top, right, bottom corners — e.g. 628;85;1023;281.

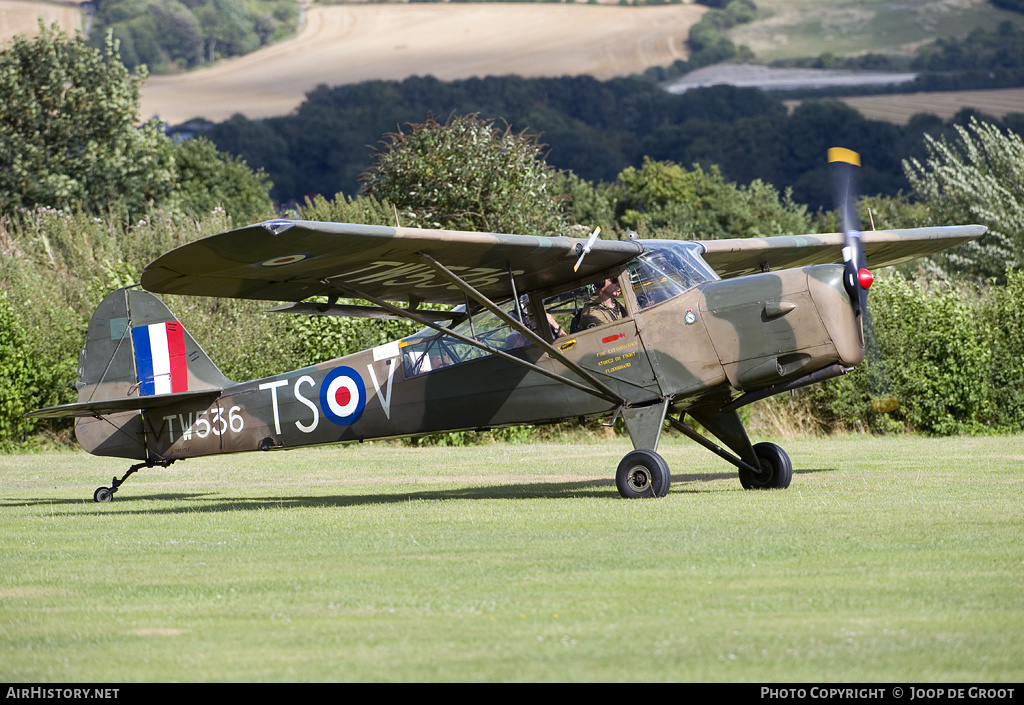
629;241;718;310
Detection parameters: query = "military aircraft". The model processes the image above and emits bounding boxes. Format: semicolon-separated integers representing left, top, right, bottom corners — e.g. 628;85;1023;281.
28;150;984;501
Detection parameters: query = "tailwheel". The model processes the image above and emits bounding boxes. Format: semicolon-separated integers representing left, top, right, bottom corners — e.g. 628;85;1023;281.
90;459;174;502
616;449;671;499
739;442;793;490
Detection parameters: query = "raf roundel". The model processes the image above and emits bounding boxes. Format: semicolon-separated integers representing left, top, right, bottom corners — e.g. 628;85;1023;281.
320;366;367;426
257;253;311;267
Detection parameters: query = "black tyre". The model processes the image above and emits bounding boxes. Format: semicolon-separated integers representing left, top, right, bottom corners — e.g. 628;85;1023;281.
93;487;113;503
616;449;671;498
739;442;793;490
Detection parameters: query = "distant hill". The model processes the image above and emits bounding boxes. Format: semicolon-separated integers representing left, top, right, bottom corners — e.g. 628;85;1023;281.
140;4;704;124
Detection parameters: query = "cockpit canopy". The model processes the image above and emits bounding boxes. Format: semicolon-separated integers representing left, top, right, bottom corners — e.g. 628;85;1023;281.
628;241;720;312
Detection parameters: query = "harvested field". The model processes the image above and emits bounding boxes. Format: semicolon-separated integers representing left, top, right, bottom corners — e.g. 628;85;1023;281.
0;0;84;46
830;88;1024;124
727;0;1019;62
139;4;704;124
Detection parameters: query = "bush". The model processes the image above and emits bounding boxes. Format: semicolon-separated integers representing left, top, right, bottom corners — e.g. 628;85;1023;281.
980;269;1024;430
0;290;37;448
871;277;991;435
359;113;569;235
782;274;1013;436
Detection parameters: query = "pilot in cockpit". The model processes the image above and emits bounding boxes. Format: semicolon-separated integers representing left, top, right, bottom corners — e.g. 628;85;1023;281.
577;277;627;330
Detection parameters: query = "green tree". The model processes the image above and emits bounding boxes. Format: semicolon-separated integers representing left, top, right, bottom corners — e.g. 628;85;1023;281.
0;24;175;215
89;0;297;71
557;172;617;233
904;117;1024;279
607;158;811;239
170;137;274;224
359;113;569;235
197;0;261;62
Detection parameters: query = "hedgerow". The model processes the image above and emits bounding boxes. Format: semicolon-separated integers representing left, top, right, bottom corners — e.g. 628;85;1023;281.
4;200;1022;447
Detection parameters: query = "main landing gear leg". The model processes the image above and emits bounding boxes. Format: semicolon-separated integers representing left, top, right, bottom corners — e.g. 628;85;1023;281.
669;406;792;490
615;400;672;499
93;459;174;502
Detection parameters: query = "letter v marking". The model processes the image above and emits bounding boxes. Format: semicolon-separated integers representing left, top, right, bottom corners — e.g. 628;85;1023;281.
367;362;396;419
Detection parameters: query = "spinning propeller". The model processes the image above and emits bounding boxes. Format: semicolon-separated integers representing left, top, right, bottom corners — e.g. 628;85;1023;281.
828;148;895;413
827;147;873;319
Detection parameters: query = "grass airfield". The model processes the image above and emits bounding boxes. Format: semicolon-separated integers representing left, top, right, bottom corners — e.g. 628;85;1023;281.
1;434;1021;682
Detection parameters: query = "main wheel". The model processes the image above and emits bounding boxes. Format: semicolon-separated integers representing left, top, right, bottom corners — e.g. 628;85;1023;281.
616;449;671;498
93;487;114;503
738;442;793;490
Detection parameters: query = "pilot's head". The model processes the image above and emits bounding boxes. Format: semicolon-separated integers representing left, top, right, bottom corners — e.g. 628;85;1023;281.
594;278;620;297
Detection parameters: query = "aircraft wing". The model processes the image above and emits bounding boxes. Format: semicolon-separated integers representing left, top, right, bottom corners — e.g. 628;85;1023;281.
141;220;644;306
699;225;986;279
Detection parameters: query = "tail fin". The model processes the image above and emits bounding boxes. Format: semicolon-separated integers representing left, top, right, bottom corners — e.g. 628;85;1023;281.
77;288;232;400
29;288;230;459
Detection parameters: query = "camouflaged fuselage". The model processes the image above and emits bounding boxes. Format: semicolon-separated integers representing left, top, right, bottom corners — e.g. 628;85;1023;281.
75;261;863;462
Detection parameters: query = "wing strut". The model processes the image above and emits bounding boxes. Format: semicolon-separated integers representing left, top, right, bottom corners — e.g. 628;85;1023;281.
324;277;625;406
416;252;629;404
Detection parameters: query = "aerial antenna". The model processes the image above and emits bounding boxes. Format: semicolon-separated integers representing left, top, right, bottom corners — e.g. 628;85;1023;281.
573;226;601;272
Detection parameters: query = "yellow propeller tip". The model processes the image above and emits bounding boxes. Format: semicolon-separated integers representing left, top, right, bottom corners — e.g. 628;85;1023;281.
828;147;861;166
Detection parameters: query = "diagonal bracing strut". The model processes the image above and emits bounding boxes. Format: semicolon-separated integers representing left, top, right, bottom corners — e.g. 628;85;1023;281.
325;274;625;406
416;252;629;404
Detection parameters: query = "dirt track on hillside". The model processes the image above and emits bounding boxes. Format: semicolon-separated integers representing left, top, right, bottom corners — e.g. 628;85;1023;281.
139;4;704;124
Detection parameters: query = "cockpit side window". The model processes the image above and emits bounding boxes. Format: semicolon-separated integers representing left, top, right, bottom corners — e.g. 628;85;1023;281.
541;271;631;334
542;285;592;335
400;299;535;377
629;242;718;311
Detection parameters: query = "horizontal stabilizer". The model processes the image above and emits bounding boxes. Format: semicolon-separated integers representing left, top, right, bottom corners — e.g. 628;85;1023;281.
27;389;222;420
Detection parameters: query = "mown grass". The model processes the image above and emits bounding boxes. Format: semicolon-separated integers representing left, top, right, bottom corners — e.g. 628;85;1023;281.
1;434;1021;682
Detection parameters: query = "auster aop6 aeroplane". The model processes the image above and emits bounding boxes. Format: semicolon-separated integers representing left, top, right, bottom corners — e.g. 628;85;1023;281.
29;151;984;501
